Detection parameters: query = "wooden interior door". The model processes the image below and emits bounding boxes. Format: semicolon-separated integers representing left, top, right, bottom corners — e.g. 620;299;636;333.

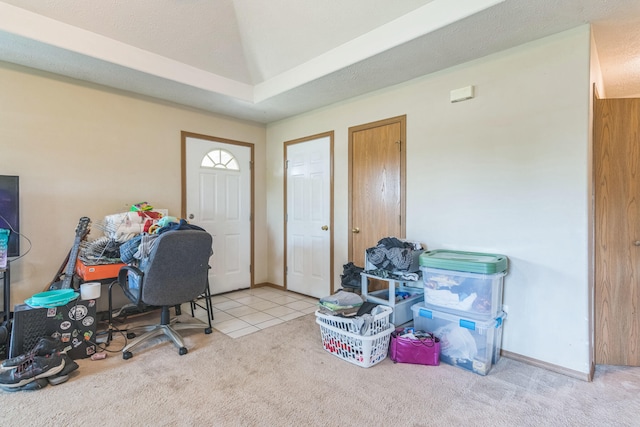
594;97;640;366
349;116;406;268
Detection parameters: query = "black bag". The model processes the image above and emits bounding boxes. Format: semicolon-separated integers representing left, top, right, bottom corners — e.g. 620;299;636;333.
340;262;363;290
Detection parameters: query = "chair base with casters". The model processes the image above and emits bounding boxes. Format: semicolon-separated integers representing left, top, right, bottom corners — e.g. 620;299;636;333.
121;305;212;359
107;280;214;358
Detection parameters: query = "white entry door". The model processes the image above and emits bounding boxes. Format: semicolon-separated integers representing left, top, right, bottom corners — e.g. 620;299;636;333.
286;135;332;298
185;135;252;294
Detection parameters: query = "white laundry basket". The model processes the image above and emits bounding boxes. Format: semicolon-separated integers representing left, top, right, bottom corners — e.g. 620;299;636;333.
314;305;392;336
315;318;394;368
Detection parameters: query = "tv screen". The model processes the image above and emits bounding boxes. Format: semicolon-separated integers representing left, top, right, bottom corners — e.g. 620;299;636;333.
0;175;19;258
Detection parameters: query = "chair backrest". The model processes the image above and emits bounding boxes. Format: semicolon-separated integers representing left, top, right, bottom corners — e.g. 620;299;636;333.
139;230;213;307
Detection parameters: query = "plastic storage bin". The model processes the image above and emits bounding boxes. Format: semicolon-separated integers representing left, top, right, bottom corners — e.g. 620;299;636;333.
411;303;506;376
420;267;505;319
315;318;394;368
315;305;393;336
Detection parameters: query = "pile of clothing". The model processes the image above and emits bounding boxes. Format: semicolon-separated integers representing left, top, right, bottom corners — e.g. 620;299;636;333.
365;237;423;281
79;206;168;265
317;291;388;335
340;262;364;291
317;290;364;317
118;219;209;290
80;200;205;268
118;219;206;265
423;274;493;314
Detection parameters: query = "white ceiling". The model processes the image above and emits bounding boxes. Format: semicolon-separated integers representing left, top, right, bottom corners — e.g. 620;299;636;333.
1;0;639;124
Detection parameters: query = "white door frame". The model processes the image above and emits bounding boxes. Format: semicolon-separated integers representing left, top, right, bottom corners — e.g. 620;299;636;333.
284;131;334;296
181;131;254;290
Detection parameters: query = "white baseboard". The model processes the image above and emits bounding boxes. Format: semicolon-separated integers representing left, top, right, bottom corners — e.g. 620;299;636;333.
501;349;592;382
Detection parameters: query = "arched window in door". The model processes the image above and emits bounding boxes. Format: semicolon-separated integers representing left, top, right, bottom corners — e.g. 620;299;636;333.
201;149;239;170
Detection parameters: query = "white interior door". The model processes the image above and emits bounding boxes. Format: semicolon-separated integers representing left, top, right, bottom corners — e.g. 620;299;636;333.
286;136;331;298
185;136;251;294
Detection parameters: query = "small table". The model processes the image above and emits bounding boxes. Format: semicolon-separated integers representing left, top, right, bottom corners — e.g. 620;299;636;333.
1;262;10;324
360;271;424;326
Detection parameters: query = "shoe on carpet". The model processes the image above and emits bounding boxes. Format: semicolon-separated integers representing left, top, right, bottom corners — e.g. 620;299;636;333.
0;378;49;392
0;353;66;389
47;354;79;386
1;337;63;370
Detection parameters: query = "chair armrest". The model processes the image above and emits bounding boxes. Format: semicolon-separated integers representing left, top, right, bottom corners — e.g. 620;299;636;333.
118;265;144;304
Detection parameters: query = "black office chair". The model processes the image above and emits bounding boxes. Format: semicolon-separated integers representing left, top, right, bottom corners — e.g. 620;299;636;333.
108;229;213;359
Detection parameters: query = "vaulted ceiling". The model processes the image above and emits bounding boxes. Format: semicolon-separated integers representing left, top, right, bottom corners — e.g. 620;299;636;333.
1;0;639;124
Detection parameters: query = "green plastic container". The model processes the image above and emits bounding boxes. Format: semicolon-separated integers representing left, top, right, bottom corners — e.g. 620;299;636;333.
419;250;507;274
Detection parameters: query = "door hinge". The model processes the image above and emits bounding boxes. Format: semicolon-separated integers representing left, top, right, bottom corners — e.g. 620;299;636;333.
399;215;402;225
396;140;402;152
285;160;289;169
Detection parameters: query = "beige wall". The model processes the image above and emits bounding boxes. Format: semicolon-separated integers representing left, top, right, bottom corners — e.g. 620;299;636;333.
266;26;593;374
0;62;267;304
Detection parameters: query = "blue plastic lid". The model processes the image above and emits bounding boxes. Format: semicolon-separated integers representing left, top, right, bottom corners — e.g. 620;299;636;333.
25;289;79;308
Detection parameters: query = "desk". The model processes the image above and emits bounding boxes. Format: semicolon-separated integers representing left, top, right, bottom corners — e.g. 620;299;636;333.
0;262;9;358
70;260;134;321
361;271;424;326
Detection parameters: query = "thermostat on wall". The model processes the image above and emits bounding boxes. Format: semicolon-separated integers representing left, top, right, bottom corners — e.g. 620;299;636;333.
450;85;475;103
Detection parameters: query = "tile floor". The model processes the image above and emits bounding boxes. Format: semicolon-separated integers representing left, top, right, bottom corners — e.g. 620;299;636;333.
188;287;319;339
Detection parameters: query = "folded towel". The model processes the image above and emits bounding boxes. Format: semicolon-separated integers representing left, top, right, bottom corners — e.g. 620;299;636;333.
319;290;364;307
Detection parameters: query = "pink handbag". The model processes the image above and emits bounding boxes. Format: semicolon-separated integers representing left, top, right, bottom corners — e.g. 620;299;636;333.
389;328;440;366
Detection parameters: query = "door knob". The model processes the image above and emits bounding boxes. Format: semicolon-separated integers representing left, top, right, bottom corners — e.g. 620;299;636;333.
352;227;360;234
321;225;328;231
189;214;194;219
634;240;640;246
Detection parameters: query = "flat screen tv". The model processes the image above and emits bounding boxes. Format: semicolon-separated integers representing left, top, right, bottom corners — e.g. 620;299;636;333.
0;175;19;257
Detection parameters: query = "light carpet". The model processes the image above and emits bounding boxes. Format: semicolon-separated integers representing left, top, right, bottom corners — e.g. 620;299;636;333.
3;312;639;426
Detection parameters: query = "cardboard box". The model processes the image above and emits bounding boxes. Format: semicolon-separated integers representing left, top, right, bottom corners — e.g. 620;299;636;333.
76;260;126;281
